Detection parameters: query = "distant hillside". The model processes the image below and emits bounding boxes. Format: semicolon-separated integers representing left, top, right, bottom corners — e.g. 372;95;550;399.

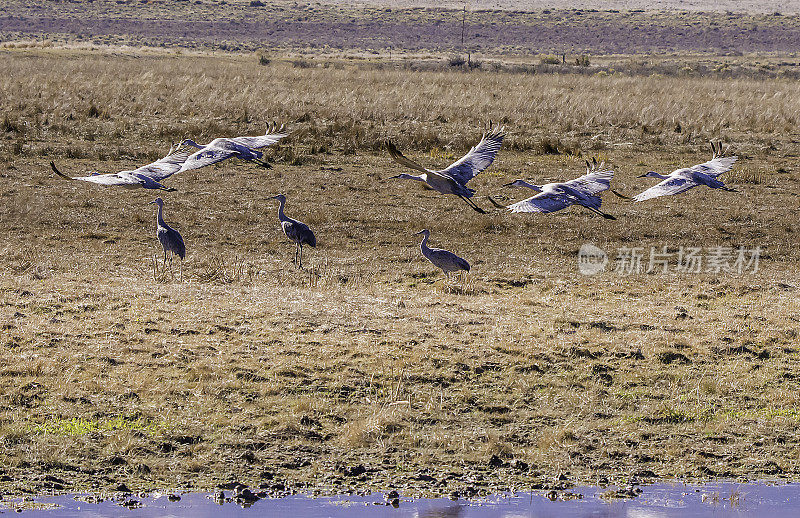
2;0;800;54
317;0;796;14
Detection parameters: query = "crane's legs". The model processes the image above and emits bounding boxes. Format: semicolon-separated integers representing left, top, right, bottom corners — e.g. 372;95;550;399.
579;202;616;220
292;243;304;269
458;195;487;214
587;207;616;220
487;196;506;209
288;243;307;270
252;158;272;169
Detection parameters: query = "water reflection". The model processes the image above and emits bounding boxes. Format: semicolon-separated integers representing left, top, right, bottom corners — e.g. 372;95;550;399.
420;504;464;518
2;481;799;518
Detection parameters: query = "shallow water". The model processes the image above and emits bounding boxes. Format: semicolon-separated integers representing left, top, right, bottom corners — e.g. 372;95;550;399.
3;481;799;517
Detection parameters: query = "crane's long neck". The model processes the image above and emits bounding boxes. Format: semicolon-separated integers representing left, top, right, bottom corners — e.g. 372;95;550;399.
155;204;165;227
276;198;287;222
402;173;427;183
650;172;670;180
419;233;430;254
519;181;542;192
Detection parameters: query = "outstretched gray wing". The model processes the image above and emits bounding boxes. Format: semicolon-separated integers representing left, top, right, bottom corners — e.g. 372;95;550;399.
438;126;504;185
633;176;698;202
508;192;573;213
51;161;138;186
563;169;614;195
385;140;430;173
179;147;240;172
229;125;288;150
686;156;737;178
73;173;133;186
133;144;195;181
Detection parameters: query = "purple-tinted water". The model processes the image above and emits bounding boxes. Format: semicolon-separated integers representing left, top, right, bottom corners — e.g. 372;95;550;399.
3;481;799;517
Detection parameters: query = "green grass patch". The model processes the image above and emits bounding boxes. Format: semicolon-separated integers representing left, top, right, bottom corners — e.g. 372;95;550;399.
30;416;162;436
719;407;800;422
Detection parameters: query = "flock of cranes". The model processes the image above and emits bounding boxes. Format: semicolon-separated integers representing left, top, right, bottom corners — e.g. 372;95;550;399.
50;123;288;191
50;123;740;281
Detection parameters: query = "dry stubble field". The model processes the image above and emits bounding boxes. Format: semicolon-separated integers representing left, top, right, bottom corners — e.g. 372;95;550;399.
1;49;800;497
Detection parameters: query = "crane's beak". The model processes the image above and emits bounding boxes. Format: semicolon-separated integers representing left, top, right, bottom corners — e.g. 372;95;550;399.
637;173;649;178
387;174;402;180
502;181;516;187
414;230;425;235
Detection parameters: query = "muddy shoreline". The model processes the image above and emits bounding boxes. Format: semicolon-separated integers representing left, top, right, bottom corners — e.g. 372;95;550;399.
0;456;787;502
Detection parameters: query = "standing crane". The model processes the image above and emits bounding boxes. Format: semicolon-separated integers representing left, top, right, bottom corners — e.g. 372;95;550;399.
415;229;470;280
150;198;185;280
270;194;316;269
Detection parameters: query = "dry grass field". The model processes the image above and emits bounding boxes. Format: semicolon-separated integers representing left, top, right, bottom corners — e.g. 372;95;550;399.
1;48;800;497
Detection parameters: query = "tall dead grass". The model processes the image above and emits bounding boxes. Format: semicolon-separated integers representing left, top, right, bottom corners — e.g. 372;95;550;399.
1;51;799;162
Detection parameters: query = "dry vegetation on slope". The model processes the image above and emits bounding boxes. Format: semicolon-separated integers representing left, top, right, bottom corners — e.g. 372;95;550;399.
1;49;800;496
4;0;800;55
